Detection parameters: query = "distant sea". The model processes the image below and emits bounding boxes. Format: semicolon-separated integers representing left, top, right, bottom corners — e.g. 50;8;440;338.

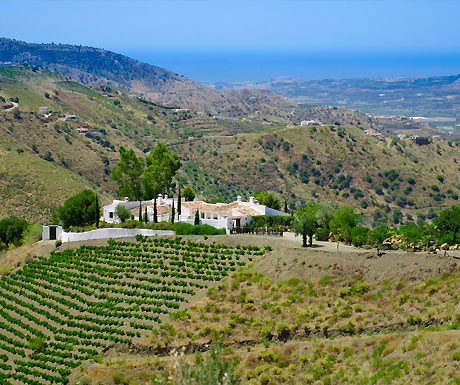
122;50;460;83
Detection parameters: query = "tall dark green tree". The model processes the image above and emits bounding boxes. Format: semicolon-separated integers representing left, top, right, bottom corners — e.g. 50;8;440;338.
177;186;182;216
153;199;158;223
144;142;181;199
182;186;196;202
171;200;175;224
194;209;200;225
144;207;148;223
58;190;99;229
111;146;145;220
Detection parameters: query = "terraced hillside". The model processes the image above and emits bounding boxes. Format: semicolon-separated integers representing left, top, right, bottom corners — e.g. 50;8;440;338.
1;66;459;224
0;237;264;385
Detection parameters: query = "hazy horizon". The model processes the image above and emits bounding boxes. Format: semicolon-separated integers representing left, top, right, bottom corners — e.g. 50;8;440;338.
122;49;460;83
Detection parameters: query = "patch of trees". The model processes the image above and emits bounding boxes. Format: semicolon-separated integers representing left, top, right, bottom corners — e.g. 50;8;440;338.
291;203;460;249
111;143;181;220
182;186;195;202
0;217;29;250
55;190;100;229
254;192;281;210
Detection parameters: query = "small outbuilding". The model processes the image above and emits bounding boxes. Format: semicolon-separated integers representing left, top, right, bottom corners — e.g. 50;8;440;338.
42;225;63;241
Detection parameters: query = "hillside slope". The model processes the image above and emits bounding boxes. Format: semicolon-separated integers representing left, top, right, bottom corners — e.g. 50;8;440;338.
0;66;459;224
173;123;460;224
69;236;460;385
0;38;293;116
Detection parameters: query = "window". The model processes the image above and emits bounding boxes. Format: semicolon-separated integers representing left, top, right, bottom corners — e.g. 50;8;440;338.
201;213;205;219
109;212;114;218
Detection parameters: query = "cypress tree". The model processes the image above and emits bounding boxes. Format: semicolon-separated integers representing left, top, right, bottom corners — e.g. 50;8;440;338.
144;207;148;223
194;209;200;225
178;186;182;217
284;200;288;214
171;200;175;224
153;198;158;223
95;194;100;228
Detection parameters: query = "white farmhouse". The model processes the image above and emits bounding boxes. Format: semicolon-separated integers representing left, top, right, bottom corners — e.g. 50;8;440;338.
103;195;289;234
300;119;321;126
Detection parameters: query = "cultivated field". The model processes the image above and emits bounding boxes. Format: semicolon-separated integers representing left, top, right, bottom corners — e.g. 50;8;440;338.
0;236;263;384
2;234;460;384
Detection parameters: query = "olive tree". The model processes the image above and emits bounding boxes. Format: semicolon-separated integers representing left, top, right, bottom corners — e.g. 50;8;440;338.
292;203;320;247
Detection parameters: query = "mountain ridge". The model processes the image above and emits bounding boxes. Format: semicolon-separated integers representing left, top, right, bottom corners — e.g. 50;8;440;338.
0;37;293;116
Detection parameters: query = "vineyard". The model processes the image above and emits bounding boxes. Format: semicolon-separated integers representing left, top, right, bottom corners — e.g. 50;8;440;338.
0;236;263;384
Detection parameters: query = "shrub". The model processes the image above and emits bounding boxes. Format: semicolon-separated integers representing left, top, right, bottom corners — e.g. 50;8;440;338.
21;222;43;245
173;223;225;236
250;215;293;229
153;343;237;385
115;204;132;223
315;228;330;241
351;226;370;247
29;337;46;352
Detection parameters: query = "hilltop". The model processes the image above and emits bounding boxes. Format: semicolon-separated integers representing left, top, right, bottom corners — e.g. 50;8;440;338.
0;65;459;224
0;38;293;116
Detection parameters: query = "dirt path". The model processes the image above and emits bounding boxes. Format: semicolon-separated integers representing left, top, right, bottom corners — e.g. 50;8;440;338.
3;101;18;112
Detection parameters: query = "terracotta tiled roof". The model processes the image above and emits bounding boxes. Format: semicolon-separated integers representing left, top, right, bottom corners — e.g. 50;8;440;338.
130;203;170;215
232;207;262;218
182;201;263;218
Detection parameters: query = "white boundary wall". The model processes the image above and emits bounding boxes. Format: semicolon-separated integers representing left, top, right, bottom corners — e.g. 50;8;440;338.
61;228;175;243
43;226;174;243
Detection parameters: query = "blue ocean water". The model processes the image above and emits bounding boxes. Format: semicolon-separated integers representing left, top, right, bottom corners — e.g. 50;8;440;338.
122;50;460;83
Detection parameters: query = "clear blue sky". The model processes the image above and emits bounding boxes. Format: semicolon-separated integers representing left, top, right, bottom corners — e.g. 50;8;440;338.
1;0;459;81
1;0;459;53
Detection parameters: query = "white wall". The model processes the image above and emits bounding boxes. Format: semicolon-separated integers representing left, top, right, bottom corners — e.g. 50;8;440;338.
55;228;174;243
178;218;232;234
264;206;290;216
200;218;233;234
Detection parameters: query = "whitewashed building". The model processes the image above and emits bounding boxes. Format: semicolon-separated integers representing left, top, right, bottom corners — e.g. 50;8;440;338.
102;195;289;234
300;119;321;126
